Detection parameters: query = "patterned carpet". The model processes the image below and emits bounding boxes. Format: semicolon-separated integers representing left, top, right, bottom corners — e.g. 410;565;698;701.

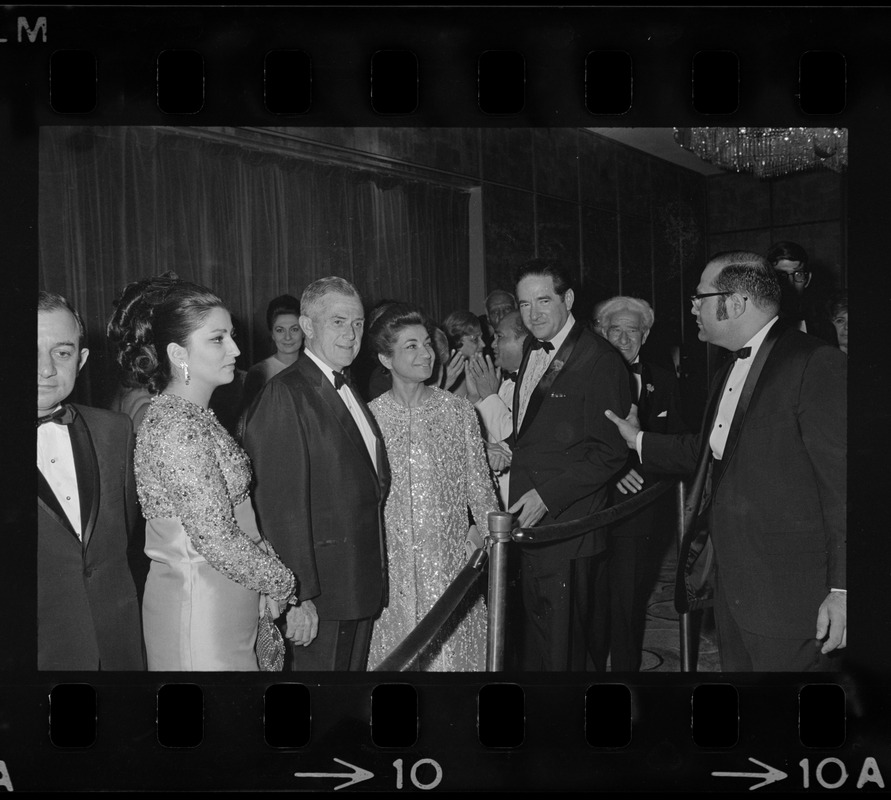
628;534;721;673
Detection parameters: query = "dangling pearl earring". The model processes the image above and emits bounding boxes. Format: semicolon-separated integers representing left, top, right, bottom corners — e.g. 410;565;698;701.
180;362;190;386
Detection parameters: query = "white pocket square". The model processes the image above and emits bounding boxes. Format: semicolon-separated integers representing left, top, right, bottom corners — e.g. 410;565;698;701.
657;411;668;417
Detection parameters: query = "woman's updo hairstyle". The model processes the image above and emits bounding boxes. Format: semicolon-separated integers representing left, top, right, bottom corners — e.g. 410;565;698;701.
107;272;225;394
442;309;482;350
367;302;431;359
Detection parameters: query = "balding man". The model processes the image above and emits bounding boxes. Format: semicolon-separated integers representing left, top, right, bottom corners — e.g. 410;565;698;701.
606;253;846;671
466;310;529;507
590;296;686;672
38;292;145;670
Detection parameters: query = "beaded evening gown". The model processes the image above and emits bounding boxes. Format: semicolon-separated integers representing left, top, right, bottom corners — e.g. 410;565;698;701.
135;393;294;671
367;387;498;671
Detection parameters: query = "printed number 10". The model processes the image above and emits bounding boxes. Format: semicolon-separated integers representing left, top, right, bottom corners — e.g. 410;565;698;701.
393;758;443;790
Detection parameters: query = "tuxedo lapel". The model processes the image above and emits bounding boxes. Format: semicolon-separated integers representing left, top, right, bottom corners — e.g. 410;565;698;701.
37;468;79;540
517;321;583;439
301;358;380;482
68;411;100;549
512;343;534;437
715;321;783;491
637;362;650;419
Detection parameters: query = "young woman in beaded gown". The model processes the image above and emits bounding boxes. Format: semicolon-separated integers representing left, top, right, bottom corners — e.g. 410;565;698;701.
108;274;296;671
366;304;498;671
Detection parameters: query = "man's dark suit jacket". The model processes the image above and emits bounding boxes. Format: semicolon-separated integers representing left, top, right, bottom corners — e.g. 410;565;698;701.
243;356;388;623
37;405;145;670
510;321;632;548
642;322;846;640
611;360;687;537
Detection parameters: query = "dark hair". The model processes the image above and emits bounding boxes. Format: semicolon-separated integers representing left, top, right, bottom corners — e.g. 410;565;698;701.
498;309;529;342
442;310;481;350
513;257;573;298
107;272;225;393
766;241;809;269
38;291;87;346
709;252;782;315
266;294;301;330
368;303;431;357
829;291;848;318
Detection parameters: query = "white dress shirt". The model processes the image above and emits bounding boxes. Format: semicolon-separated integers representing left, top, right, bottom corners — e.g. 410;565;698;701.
636;316;780;462
304;348;378;472
517;313;575;428
476;377;516;443
37;411;82;538
708;316;779;460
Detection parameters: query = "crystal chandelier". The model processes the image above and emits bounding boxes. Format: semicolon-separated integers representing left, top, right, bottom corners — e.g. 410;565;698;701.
673;127;847;179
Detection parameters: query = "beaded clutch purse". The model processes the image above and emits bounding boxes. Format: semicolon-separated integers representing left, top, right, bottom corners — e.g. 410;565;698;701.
256;606;285;672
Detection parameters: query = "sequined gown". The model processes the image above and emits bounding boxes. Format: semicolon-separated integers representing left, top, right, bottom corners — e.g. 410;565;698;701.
368;387;497;671
135;393;295;671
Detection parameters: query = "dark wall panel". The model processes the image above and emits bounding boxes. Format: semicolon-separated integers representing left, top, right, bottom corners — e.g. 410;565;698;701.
578;132;617;210
771;171;844;226
534;128;580;202
619;214;653;301
482;183;535;293
481;128;534;189
707;173;771;233
537;195;580;275
580;205;620;317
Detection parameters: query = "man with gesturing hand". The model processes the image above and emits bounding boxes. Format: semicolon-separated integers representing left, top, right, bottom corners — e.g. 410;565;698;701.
605;252;846;671
507;259;631;671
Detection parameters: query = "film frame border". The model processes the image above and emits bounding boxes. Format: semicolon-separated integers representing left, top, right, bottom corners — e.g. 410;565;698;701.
3;3;889;792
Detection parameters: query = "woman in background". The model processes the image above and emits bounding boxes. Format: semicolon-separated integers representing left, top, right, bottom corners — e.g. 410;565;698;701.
367;304;497;671
441;310;484;397
241;294;303;412
829;293;848;355
111;274;296;670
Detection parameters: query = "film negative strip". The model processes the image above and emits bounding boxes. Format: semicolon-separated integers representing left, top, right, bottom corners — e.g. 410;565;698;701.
4;3;889;792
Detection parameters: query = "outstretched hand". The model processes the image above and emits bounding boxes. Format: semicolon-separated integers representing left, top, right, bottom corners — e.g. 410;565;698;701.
604;404;641;450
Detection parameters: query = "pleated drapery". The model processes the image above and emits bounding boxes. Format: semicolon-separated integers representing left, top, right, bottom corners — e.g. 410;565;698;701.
39;126;470;405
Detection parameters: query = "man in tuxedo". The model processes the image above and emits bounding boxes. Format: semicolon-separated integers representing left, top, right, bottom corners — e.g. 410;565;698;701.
37;292;145;670
466;309;528;508
606;252;846;671
508;259;632;671
590;296;686;672
243;277;388;671
766;240;835;344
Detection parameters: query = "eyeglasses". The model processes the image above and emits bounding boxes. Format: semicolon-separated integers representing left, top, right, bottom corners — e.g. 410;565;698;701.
776;269;811;283
690;291;733;306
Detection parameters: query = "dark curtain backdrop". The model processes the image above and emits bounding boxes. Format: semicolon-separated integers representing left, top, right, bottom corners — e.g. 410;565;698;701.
39;126;470;405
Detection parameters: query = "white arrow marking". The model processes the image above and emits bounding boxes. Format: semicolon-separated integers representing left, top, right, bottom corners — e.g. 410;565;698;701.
295;757;374;790
712;757;788;790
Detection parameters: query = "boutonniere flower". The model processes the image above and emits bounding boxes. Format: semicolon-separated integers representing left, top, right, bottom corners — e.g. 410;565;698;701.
551;359;565;373
646;383;655;394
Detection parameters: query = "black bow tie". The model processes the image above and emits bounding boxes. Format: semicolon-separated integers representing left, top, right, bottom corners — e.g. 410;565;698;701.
37;404;76;427
503;371;518;382
333;370;348;390
731;347;752;361
628;362;642;374
530;339;554;353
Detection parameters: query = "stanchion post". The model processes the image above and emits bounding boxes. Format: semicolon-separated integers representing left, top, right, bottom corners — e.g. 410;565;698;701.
486;511;514;672
676;480;692;672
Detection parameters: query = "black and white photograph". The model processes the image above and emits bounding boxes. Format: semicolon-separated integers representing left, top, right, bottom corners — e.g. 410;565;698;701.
5;3;890;793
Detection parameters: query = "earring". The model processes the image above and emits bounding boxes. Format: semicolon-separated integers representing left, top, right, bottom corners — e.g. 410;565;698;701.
180;362;190;386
